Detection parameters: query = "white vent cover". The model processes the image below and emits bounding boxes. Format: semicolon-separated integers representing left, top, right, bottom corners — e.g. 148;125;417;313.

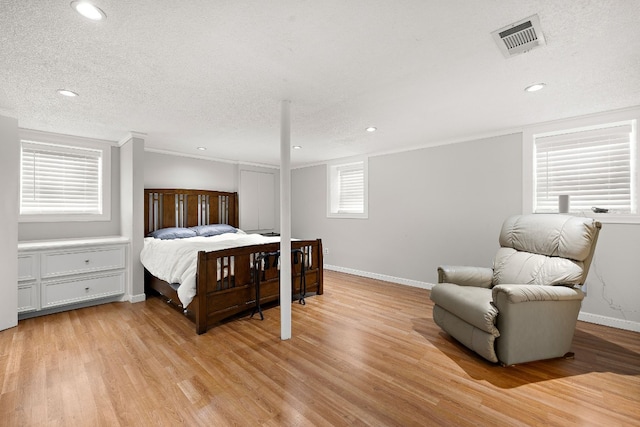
492;14;546;58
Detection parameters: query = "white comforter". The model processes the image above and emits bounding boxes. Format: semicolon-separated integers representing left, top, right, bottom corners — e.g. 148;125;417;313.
140;232;280;308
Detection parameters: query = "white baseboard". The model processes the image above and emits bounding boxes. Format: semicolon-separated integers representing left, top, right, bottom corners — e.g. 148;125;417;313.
19;295;124;320
578;312;640;333
325;264;639;332
127;293;147;304
324;264;434;290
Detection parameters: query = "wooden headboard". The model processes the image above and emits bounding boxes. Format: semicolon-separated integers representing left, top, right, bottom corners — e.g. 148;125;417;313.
144;189;239;235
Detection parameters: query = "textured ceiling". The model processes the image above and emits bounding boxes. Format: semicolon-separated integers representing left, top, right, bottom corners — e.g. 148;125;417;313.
1;0;639;167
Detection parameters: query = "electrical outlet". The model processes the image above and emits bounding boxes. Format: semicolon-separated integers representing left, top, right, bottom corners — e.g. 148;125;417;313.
323;247;329;255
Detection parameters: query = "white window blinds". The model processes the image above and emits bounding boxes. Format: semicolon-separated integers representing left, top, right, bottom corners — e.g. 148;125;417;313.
327;157;368;219
337;162;365;214
20;141;103;215
534;122;636;213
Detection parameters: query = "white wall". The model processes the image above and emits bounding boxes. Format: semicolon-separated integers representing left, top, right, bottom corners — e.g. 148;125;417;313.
144;151;237;191
0;114;19;331
579;223;640;330
18;146;121;241
292;134;522;283
291;133;640;331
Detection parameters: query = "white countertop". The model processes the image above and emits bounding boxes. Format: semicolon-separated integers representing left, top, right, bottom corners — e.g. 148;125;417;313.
18;236;130;251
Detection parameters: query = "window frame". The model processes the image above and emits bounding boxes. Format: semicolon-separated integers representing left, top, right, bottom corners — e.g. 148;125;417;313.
523;107;640;224
19;129;112;223
326;156;369;219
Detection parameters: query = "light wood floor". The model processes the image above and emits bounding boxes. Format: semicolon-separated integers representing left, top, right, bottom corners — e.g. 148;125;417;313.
1;271;639;426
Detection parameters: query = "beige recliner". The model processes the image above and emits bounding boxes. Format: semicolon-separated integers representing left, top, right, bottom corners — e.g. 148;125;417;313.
430;214;601;365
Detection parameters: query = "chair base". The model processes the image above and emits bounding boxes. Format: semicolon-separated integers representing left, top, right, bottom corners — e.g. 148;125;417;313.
500;351;576;367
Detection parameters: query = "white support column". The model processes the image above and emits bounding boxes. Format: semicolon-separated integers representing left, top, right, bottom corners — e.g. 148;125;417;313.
280;100;292;340
0;113;19;332
119;132;146;303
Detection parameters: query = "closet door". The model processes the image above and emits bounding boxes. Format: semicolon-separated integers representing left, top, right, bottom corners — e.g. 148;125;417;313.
239;170;275;232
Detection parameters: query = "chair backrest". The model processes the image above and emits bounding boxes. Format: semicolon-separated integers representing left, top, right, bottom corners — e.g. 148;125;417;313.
492;214;601;287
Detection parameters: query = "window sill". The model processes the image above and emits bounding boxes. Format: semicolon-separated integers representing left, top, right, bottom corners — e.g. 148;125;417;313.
585;214;640;225
534;211;640;225
327;213;368;219
19;213;111;223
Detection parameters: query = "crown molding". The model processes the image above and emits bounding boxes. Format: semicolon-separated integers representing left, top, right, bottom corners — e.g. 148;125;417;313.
19;128;116;146
0;108;18;119
118;131;147;147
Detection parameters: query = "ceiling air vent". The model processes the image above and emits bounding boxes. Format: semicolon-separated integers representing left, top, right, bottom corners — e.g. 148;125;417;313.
491;14;546;58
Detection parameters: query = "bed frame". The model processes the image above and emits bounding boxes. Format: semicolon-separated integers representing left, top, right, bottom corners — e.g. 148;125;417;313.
144;188;324;334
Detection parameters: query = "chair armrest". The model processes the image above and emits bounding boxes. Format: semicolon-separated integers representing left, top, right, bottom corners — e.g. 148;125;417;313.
437;265;493;288
492;284;585;365
492;284;584;304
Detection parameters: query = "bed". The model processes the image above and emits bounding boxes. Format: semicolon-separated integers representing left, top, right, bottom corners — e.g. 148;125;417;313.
143;188;324;334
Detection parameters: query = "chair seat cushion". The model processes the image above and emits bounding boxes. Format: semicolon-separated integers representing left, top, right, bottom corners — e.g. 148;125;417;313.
430;283;499;337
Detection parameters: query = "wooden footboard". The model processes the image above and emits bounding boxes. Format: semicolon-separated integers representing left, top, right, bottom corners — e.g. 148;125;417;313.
145;239;324;334
194;239;323;334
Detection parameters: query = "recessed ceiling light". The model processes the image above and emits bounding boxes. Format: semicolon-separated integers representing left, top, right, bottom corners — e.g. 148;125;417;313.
525;83;546;92
70;1;107;21
197;147;207;151
292;145;302;150
57;89;79;97
366;127;377;132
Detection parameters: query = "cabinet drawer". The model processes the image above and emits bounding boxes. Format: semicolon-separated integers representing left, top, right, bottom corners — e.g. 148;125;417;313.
41;246;125;278
18;255;37;282
42;272;125;309
18;284;39;313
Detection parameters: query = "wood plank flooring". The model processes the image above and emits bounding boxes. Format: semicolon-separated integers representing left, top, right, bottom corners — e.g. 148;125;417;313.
1;270;639;426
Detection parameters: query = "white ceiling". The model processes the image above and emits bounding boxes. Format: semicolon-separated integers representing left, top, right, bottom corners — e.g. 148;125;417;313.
2;1;639;167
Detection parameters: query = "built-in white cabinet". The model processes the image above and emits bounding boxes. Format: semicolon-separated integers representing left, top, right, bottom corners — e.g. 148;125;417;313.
18;236;129;317
239;169;276;232
18;254;38;313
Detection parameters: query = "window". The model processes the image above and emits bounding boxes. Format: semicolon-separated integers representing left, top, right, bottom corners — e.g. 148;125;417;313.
327;157;368;219
19;131;111;222
523;108;639;223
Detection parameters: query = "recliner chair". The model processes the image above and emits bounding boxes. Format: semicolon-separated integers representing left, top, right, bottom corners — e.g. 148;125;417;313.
430;214;601;365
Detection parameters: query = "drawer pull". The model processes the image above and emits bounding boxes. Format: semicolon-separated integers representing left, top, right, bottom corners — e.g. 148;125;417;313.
85;287;90;291
84;259;90;264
